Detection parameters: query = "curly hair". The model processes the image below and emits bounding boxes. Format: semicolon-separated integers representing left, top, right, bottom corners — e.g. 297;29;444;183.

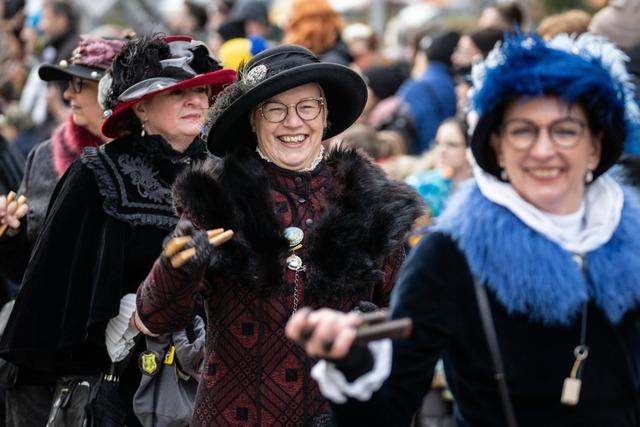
282;0;343;56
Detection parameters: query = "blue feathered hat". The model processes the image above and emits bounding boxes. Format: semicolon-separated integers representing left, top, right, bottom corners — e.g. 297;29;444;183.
470;32;640;179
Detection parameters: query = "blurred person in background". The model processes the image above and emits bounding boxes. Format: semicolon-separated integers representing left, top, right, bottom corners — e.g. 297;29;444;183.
283;0;351;66
216;0;271;43
361;62;409;126
537;9;592;40
19;0;79;138
169;1;209;42
588;0;640;189
452;28;504;118
478;1;524;31
0;102;39;158
342;22;381;71
452;28;504;76
396;29;459;153
337;123;404;164
0;0;28;109
214;1;270;70
406;116;471;221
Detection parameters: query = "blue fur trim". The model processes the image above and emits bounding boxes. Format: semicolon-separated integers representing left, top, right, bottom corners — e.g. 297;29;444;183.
436;181;640;325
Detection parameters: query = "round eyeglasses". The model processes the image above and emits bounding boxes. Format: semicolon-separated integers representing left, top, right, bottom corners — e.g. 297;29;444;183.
500;118;586;150
258;97;325;123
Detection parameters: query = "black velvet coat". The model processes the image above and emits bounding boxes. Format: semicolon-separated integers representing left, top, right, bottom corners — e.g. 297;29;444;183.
332;231;640;427
0;134;209;425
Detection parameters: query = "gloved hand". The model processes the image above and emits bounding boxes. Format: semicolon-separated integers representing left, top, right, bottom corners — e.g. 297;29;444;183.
162;218;214;276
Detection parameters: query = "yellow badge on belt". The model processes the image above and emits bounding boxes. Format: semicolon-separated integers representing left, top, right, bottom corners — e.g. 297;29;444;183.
164;344;176;365
139;351;160;375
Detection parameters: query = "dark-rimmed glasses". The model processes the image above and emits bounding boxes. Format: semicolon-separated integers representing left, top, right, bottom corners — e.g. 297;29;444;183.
258;97;325;123
500;118;587;150
69;77;84;94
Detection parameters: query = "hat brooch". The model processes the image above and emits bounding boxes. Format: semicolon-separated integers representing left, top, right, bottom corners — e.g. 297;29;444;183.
243;64;268;86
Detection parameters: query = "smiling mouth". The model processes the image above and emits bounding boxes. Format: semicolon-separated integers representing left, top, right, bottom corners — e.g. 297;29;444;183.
278;135;307;144
529;168;562;179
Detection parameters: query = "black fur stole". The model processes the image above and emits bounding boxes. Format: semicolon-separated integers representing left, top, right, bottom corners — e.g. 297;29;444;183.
172;145;425;302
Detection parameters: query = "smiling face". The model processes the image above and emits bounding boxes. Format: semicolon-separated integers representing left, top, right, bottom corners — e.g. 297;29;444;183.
434;120;469;180
490;95;602;214
252;83;327;171
134;86;210;152
63;78;105;139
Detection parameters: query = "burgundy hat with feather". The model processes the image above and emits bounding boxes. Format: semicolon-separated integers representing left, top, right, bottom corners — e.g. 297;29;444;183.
99;34;236;139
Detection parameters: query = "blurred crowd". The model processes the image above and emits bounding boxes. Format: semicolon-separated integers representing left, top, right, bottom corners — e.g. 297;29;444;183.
0;0;639;426
3;0;639;226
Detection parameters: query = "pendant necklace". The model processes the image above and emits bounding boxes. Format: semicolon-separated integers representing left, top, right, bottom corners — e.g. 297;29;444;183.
284;226;305;313
561;302;589;406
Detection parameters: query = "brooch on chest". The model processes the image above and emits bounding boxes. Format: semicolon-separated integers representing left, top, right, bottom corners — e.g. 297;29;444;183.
284;226;304;271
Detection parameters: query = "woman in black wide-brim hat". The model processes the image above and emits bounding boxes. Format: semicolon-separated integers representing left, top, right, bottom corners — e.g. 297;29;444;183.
0;33;235;426
135;44;424;426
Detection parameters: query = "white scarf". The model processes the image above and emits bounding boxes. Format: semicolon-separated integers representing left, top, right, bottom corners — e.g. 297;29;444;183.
474;165;623;254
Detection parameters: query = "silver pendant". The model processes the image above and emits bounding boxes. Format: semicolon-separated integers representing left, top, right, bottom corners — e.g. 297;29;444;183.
284;226;304;247
286;254;303;271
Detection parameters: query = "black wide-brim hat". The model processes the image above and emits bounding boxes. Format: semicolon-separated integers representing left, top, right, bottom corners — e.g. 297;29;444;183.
38;60;106;83
206;44;367;156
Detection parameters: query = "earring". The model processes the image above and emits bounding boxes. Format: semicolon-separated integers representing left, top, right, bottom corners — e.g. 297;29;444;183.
500;169;508;181
140;120;147;137
585;170;594;184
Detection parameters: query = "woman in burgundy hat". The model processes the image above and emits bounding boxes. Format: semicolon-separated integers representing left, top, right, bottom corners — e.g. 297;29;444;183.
0;33;235;426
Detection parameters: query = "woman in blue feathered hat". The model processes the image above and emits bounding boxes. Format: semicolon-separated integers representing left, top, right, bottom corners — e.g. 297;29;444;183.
286;32;640;427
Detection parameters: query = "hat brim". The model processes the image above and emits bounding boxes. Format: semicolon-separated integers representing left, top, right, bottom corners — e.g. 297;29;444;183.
101;69;237;139
38;63;106;82
207;62;367;156
471;107;624;179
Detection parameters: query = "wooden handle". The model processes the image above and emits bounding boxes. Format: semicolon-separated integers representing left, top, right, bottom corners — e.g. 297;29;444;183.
0;192;26;238
358;310;389;325
170;229;234;269
352;318;412;346
209;229;234;246
5;191;16;204
163;228;224;257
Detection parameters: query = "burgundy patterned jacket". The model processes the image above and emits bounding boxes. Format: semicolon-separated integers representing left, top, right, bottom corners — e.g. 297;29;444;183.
137;147;424;426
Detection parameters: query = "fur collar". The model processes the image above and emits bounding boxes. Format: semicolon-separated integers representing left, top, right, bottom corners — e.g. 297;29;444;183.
52;114;104;177
437;182;640;325
172;145;424;302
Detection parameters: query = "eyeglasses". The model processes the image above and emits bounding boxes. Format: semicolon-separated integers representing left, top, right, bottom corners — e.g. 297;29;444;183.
500;117;586;150
69;77;84;94
258;97;325;123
